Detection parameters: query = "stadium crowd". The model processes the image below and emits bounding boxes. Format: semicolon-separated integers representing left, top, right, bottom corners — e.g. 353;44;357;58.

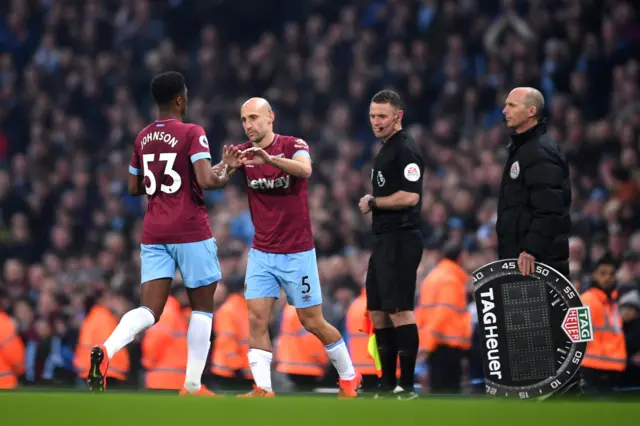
1;0;640;391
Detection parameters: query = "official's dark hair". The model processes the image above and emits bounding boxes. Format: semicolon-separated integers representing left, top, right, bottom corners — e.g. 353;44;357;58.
443;239;464;262
371;89;403;109
150;71;186;105
594;252;619;271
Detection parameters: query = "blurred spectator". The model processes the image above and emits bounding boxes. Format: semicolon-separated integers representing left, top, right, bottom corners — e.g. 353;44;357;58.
0;306;25;388
620;290;640;388
209;277;253;389
141;286;188;390
275;304;329;391
73;291;131;388
417;241;471;394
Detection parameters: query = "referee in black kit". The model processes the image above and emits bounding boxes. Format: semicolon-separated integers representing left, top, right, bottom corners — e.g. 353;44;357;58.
499;87;579;395
359;90;424;400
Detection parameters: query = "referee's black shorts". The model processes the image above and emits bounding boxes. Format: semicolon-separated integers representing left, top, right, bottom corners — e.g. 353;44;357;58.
365;229;422;312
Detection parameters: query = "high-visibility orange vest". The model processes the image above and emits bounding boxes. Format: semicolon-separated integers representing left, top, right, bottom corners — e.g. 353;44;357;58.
210;293;252;379
417;259;472;352
0;311;25;389
74;305;129;381
142;296;188;390
275;305;328;377
581;287;627;372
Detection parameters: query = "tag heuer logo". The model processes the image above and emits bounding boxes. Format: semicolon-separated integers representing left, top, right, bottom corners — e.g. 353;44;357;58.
561;307;594;343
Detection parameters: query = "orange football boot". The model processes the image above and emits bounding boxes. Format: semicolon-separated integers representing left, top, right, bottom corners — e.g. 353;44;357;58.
338;372;362;398
179;386;217;397
237;385;275;398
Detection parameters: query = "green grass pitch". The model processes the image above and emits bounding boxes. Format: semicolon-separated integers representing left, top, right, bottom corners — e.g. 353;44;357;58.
1;392;638;426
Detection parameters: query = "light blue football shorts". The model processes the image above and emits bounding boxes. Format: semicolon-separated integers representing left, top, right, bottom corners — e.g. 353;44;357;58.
245;248;322;308
140;237;222;288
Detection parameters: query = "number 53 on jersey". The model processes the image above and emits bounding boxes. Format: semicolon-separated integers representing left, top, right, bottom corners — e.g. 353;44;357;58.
142;153;182;195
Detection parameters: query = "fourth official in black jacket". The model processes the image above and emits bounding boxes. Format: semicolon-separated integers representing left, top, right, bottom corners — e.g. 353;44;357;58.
498;88;572;277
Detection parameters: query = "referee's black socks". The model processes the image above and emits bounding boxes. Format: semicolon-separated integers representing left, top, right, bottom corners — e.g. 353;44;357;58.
374;327;398;390
395;323;419;391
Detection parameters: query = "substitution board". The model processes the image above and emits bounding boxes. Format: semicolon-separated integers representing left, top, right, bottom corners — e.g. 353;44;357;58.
472;259;593;399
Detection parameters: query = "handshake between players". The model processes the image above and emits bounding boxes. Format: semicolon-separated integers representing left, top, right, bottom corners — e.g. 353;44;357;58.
88;73;362;398
212;145;272;178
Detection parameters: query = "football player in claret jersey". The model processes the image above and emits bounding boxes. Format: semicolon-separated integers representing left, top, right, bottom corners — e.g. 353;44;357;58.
219;98;362;397
87;72;236;396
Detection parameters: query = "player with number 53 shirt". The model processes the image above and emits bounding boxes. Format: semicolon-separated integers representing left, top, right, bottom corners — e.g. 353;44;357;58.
130;98;221;286
132;113;213;246
86;72;237;398
216;97;361;398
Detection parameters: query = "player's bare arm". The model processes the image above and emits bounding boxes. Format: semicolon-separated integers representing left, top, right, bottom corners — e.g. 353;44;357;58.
359;191;419;214
128;173;145;196
193;158;230;189
241;146;312;179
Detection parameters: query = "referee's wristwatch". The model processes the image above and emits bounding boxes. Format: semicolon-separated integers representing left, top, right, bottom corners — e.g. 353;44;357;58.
367;196;377;211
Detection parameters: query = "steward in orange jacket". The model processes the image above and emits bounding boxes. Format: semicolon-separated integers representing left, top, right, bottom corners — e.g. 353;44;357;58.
581;254;626;392
211;288;253;381
275;304;328;389
416;244;471;393
74;294;129;385
0;311;25;388
142;294;188;390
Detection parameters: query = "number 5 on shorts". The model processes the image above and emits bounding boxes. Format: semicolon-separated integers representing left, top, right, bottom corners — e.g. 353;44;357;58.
301;275;310;294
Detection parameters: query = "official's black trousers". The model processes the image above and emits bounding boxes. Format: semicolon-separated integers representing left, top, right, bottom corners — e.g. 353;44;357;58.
428;345;464;394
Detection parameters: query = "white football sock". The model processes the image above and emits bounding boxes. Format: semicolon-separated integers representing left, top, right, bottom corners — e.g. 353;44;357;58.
184;311;213;393
326;338;357;380
248;348;273;392
104;306;155;359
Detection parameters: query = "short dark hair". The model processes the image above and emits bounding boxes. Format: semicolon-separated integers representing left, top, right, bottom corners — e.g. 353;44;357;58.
594;252;619;271
371;89;403;109
150;71;186;105
443;239;464;262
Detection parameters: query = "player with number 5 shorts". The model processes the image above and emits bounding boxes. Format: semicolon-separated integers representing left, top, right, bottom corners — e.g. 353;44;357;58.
86;71;239;396
216;97;362;397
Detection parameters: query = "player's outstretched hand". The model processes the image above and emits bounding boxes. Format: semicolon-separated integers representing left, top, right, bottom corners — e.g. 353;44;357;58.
359;195;373;214
222;145;243;168
240;147;272;165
